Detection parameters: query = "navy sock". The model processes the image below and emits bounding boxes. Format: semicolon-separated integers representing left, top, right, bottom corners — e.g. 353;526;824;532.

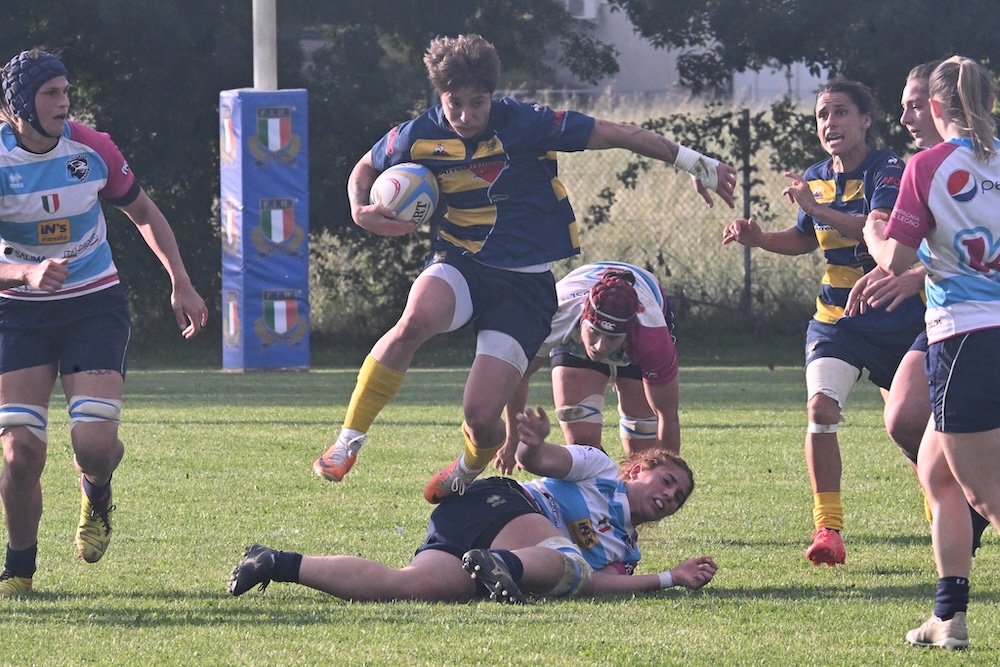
82;474;112;502
492;549;525;581
933;576;969;620
5;543;37;578
272;550;303;583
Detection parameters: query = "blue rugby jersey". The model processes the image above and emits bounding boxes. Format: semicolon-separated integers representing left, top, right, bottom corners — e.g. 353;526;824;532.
369;97;595;268
0;120;139;300
523;445;641;574
796;147;925;332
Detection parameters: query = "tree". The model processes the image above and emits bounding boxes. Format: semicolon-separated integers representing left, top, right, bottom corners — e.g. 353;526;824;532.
1;0;615;345
610;0;1000;120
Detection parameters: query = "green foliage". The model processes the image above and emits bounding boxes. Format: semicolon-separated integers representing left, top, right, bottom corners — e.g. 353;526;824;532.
1;0;616;346
610;0;1000;155
5;362;1000;665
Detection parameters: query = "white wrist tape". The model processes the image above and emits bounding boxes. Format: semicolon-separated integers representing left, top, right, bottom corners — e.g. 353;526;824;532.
674;145;720;192
657;570;674;589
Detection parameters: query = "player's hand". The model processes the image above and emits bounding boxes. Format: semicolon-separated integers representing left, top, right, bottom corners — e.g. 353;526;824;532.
352;203;420;237
692;161;737;209
782;171;817;214
669;556;718;590
23;257;69;293
171;282;208;339
493;438;520;474
515;406;551;448
722;218;763;247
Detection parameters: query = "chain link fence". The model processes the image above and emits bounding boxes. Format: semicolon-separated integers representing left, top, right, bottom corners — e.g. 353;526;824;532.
310;101;827;339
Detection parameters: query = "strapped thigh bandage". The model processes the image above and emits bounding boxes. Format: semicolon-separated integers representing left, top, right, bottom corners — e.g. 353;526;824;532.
556;394;605;426
620;414;658;440
0;403;49;444
68;396;122;430
536;536;593;597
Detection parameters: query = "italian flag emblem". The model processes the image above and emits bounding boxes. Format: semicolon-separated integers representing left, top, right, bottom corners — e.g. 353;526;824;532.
42;194;60;213
257;108;291;152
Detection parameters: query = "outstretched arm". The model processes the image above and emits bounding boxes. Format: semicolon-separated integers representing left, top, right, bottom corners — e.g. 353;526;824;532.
586;119;737;209
515;406;574;479
584;556;719;595
120;189;207;338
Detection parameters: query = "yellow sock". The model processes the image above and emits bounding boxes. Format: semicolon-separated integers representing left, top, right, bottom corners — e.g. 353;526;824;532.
460;422;503;471
923;491;933;524
812;492;843;532
342;356;406;433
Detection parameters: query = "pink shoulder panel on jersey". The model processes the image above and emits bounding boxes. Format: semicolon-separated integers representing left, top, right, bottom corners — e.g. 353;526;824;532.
66;121;136;201
887;143;957;248
628;323;678;386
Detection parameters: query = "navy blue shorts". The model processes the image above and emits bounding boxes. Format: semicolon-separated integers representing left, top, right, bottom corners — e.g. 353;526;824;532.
909;329;929;354
425;246;557;360
415;477;541;560
805;319;921;390
927;329;1000;433
550;351;642;380
0;284;130;376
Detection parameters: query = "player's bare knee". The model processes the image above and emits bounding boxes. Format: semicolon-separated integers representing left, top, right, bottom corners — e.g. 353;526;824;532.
807;393;841;425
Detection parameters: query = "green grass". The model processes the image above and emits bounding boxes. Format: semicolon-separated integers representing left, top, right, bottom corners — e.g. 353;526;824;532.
4;362;1000;666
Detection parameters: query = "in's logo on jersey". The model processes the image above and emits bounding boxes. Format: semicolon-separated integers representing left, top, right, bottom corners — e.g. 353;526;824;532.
947;169;977;203
41;194;60;214
37;219;70;245
66;155;90;182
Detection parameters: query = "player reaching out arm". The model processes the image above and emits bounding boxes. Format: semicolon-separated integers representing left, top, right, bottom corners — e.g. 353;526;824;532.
313;33;736;507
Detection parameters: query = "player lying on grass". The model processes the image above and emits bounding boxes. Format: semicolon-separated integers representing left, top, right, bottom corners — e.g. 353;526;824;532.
231;407;717;603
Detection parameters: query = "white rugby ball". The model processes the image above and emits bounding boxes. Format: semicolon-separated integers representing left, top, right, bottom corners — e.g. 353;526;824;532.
370;162;439;226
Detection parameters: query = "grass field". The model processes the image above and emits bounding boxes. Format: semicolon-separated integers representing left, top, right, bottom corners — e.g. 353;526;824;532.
4;352;1000;666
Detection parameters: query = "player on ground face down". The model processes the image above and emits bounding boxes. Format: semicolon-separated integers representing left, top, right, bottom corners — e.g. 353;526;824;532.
0;49;208;597
312;33;737;503
234;406;715;603
865;56;1000;650
495;262;679;475
722;79;924;568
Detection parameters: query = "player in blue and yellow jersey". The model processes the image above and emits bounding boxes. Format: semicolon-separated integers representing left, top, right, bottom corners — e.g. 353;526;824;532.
313;34;737;502
0;49;208;597
722;79;924;568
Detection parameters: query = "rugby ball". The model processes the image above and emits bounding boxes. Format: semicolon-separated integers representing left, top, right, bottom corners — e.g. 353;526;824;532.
370;162;439;226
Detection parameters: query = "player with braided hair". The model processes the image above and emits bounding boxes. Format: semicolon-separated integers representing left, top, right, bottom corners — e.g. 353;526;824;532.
496;261;679;474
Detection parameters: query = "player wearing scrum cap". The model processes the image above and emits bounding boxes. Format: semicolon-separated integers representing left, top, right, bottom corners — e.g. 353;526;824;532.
0;49;207;597
496;261;679;475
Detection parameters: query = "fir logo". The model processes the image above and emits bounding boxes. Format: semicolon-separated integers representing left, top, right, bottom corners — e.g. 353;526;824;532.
219;104;238;166
254;289;307;347
222;199;240;256
248;106;301;163
41;194;60;214
956;228;1000;275
223;290;241;349
251;198;304;256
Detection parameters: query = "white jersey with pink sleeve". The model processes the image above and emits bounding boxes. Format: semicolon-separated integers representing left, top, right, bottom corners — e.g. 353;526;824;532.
0;120;140;300
885;137;1000;343
540;261;678;385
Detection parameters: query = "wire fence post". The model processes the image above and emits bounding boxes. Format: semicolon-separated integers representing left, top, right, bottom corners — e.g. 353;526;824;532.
739;108;753;315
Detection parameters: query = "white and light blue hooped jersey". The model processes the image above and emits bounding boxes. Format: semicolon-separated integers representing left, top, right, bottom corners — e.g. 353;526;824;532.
523;445;641;573
0;120;139;300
